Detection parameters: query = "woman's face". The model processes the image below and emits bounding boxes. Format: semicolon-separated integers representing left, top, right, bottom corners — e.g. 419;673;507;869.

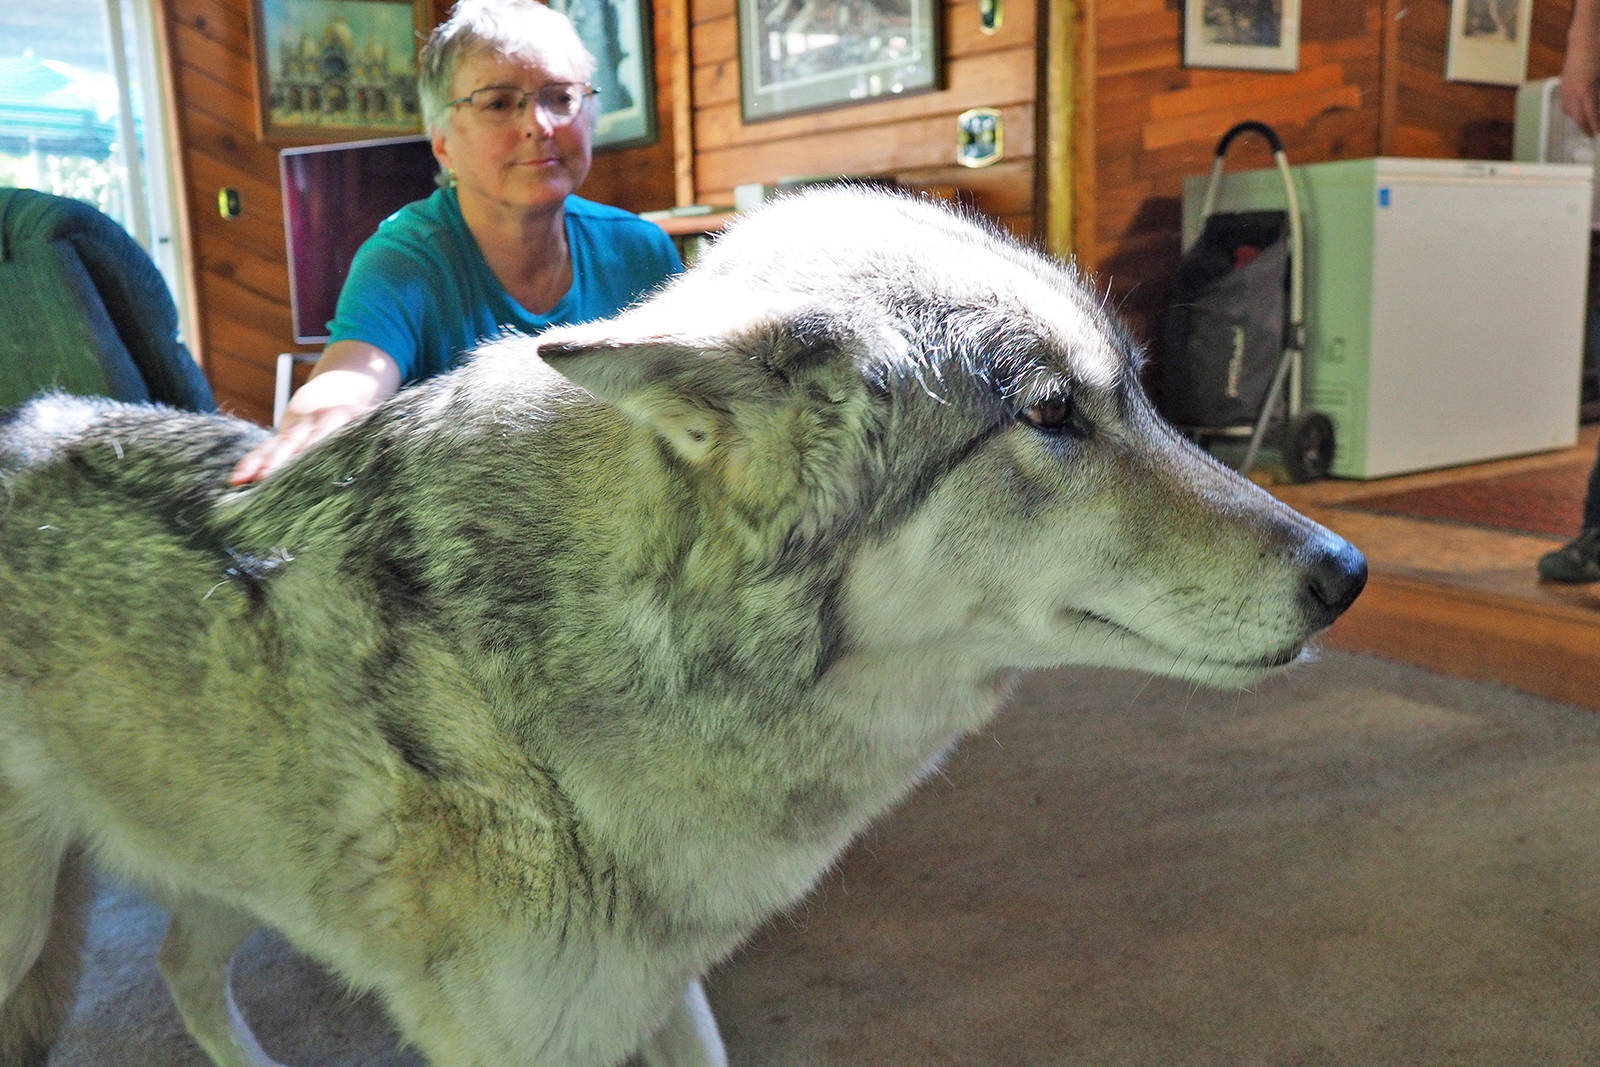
433;47;594;216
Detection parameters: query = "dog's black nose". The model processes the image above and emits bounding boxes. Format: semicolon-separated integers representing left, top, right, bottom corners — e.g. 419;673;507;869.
1304;535;1367;622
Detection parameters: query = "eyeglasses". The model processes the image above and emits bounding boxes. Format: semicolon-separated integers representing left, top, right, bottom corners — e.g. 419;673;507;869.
448;82;598;125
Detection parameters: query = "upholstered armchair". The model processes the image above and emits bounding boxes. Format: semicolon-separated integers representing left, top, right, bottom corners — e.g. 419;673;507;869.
0;187;213;412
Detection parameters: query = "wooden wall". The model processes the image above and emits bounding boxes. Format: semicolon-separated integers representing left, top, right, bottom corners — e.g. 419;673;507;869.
556;2;681;213
1384;0;1569;157
1082;0;1573;345
1085;0;1383;341
164;0;294;422
160;0;679;426
161;0;1577;423
684;0;1042;238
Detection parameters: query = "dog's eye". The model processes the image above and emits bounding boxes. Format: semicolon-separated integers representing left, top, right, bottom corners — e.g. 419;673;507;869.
1019;396;1082;436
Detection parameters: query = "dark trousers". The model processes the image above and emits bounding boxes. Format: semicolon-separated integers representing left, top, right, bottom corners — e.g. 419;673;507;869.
1587;445;1600;530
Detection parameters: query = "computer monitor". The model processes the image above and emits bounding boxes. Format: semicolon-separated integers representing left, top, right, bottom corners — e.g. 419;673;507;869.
279;133;439;345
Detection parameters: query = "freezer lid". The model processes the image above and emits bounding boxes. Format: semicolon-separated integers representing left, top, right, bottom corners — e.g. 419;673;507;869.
1369;156;1592;186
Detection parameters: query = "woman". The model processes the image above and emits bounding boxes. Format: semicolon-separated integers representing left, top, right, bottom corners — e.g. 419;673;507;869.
230;0;682;485
1536;0;1600;581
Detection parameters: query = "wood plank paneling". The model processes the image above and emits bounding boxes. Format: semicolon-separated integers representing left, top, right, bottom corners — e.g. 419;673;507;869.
159;0;1578;425
687;0;1042;234
1086;0;1574;361
1087;0;1384;346
570;0;680;213
163;0;677;426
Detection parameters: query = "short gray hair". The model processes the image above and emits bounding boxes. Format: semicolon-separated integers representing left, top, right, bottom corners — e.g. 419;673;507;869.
418;0;597;135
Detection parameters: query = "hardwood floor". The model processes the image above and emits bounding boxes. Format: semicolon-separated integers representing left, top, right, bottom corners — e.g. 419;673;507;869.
1269;425;1600;711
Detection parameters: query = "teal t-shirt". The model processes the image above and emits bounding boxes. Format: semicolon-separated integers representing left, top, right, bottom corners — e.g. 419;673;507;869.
327;188;682;384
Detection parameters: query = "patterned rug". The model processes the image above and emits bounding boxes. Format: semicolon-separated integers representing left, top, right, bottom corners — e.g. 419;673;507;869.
1334;459;1592;539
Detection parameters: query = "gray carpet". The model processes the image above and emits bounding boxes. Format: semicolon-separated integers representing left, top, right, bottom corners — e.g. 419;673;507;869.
42;650;1600;1065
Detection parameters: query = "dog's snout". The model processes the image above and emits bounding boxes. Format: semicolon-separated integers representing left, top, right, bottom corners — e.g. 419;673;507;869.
1302;535;1367;622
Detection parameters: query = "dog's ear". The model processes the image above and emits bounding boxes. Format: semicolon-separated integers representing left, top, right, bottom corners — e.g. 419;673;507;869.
536;333;767;464
536;307;864;464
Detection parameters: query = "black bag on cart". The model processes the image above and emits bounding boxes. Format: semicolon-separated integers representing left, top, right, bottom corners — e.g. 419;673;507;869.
1160;208;1290;428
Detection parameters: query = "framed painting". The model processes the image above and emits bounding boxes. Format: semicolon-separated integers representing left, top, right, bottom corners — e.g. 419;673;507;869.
251;0;428;141
737;0;941;123
549;0;658;150
1445;0;1532;86
1183;0;1301;73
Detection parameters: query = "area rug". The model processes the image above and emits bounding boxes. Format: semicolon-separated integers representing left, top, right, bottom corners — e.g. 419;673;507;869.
40;652;1600;1066
1335;459;1591;538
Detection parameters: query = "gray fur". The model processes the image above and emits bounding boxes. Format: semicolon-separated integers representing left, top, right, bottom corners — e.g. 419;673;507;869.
0;188;1363;1066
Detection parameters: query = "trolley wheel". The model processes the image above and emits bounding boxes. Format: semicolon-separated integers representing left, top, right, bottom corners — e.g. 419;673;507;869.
1282;411;1335;483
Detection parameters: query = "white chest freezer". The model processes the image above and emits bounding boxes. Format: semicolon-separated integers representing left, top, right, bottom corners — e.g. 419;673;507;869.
1182;157;1592;478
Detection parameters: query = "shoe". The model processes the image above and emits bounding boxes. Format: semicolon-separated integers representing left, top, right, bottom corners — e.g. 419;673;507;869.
1538;528;1600;583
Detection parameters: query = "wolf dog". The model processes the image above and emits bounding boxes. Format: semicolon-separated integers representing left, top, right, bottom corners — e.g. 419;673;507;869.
0;187;1365;1066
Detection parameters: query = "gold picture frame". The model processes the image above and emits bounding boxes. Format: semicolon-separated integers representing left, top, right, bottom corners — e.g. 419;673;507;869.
251;0;429;141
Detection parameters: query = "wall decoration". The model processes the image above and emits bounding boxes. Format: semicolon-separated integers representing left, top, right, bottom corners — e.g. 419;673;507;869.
979;0;1002;35
737;0;941;122
957;107;1002;168
549;0;658;150
1445;0;1532;86
251;0;428;140
1183;0;1301;72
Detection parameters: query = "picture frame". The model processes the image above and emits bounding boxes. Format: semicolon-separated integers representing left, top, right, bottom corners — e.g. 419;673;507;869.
737;0;941;123
250;0;429;141
1445;0;1532;86
1183;0;1301;73
549;0;658;151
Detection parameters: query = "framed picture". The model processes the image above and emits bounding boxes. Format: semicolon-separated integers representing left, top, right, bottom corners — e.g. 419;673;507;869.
1445;0;1532;86
549;0;658;151
737;0;941;123
250;0;428;141
1183;0;1301;73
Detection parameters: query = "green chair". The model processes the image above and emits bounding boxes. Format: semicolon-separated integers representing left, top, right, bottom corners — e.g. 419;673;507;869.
0;186;213;412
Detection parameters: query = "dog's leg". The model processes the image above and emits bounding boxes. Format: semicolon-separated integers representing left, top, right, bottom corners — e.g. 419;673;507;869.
0;821;87;1067
158;900;285;1067
637;978;727;1067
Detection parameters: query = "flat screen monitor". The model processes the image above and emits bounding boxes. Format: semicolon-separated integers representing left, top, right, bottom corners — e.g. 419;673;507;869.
280;133;439;345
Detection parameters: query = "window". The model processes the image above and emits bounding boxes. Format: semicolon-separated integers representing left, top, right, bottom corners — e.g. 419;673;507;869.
0;0;192;344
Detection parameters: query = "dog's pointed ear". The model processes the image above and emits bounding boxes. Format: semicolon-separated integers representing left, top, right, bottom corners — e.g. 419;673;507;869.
536;331;767;465
536;307;859;464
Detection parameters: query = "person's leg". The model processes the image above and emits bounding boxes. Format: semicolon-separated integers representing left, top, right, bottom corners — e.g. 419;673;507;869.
1584;448;1600;530
1538;445;1600;582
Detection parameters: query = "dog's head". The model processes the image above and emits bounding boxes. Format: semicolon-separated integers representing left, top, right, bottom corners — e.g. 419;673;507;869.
535;188;1364;687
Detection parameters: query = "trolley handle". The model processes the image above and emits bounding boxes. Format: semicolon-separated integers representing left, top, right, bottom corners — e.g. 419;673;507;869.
1214;121;1285;158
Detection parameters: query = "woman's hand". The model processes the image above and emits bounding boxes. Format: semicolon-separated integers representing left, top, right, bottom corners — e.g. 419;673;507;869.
228;341;402;486
228;403;377;485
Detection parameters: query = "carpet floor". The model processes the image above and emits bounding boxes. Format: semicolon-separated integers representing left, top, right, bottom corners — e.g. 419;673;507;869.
1334;460;1590;539
40;650;1600;1066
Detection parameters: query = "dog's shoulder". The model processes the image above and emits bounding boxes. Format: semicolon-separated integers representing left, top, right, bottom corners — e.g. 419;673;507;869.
0;394;270;585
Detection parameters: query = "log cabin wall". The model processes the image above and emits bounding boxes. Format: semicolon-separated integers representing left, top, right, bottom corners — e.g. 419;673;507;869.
1383;0;1568;158
1086;1;1383;345
1083;0;1572;348
162;0;678;425
162;0;1575;424
684;0;1043;239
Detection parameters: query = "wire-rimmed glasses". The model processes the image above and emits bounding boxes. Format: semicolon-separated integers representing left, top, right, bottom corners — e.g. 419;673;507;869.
448;82;598;125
